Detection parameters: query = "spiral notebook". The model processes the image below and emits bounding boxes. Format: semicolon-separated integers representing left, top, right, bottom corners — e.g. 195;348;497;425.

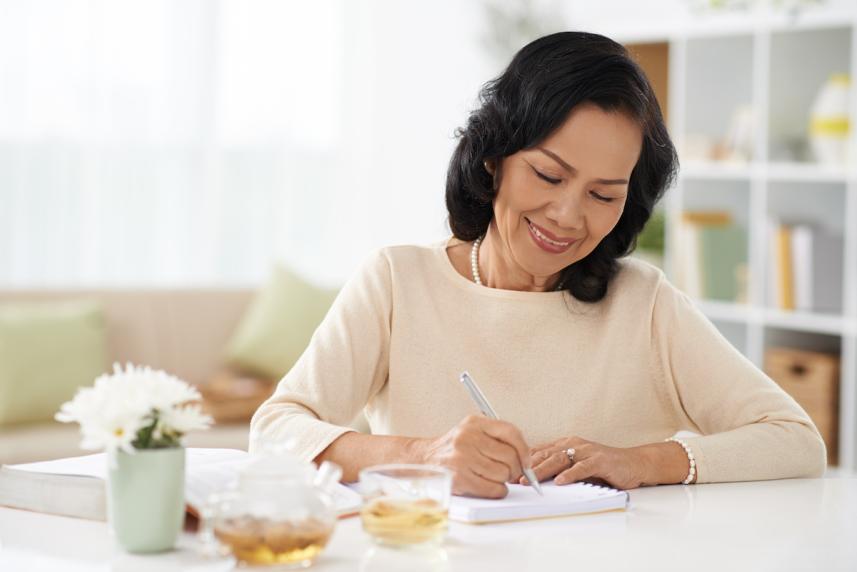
449;481;629;524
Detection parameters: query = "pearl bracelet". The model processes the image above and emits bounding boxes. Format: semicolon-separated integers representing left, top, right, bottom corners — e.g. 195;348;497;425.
665;437;697;485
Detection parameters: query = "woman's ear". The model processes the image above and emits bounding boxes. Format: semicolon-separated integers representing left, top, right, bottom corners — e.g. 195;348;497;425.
483;159;495;176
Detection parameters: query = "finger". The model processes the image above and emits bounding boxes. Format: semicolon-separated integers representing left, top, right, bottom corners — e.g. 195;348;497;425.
456;467;508;499
479;420;531;469
469;450;513;483
554;459;597;485
528;450;571;483
529;437;586;465
528;447;554;467
478;438;524;481
528;439;560;457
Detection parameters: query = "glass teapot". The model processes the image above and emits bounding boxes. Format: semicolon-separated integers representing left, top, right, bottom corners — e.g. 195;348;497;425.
199;443;343;569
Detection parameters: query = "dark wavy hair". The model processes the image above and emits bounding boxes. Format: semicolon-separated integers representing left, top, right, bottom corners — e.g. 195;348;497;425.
445;31;678;302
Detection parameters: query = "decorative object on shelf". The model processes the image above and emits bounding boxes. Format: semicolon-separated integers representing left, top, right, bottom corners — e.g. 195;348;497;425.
764;347;839;465
55;363;213;553
808;73;851;166
713;105;755;162
683;104;754;164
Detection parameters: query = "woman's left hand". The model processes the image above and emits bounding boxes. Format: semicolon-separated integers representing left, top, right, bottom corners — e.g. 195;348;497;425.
522;436;649;490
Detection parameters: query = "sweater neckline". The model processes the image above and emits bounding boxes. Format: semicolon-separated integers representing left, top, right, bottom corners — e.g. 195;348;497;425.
432;236;569;302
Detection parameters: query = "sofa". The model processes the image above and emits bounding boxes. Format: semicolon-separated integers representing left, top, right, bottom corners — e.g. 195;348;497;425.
0;289;259;464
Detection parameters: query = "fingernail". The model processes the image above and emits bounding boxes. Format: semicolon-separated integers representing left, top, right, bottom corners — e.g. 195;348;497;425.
554;477;566;485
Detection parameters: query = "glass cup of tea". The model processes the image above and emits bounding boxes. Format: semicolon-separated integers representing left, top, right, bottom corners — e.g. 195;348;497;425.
358;464;453;548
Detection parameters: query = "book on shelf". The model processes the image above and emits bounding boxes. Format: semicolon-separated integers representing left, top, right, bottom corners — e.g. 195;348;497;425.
767;219;843;314
676;210;747;303
0;448;363;522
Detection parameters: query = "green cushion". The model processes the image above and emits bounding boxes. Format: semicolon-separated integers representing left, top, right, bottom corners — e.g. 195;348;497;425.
226;266;339;380
0;300;108;425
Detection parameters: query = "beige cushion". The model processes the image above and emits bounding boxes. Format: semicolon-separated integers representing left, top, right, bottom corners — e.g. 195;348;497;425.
0;290;255;386
226;266;338;379
0;301;107;425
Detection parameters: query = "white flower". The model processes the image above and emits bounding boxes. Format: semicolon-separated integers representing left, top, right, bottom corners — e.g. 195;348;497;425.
158;404;213;435
55;362;212;454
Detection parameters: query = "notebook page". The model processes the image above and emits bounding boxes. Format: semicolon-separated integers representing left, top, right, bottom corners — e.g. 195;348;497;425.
449;481;629;523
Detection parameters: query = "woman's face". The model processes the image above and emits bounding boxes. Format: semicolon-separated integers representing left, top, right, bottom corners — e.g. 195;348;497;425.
490;102;643;284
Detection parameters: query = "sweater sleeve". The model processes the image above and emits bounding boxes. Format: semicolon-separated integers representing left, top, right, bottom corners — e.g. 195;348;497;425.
651;275;827;483
248;249;392;463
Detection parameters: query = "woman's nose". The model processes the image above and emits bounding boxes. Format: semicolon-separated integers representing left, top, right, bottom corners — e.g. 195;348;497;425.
545;187;585;231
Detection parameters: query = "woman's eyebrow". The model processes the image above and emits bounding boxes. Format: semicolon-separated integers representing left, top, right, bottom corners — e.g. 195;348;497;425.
535;146;629;186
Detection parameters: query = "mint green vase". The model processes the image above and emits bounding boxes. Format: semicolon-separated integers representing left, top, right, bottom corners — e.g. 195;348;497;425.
107;447;186;553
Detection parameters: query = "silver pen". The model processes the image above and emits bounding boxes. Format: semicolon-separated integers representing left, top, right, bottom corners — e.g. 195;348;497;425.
459;371;543;496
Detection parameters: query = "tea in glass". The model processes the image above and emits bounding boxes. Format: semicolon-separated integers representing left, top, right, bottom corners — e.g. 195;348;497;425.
358;465;452;547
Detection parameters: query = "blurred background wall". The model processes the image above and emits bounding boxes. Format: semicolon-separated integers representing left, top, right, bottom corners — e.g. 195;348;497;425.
0;0;503;288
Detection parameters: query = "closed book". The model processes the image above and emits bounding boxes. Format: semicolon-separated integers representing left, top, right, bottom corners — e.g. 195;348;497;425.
791;225;814;312
449;481;629;524
678;221;702;298
0;448;363;521
678;211;736;300
810;228;844;313
699;224;746;302
768;219;782;308
776;224;795;310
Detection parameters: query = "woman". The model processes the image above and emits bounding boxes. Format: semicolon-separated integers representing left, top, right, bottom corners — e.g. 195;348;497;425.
250;31;825;498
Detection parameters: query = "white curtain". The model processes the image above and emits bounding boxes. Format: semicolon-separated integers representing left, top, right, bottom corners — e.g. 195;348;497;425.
0;0;489;288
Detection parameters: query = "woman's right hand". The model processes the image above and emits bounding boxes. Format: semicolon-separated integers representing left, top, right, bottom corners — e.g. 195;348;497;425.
413;415;532;499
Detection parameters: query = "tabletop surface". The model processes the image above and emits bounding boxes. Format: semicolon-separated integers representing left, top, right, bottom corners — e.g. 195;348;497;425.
2;476;856;572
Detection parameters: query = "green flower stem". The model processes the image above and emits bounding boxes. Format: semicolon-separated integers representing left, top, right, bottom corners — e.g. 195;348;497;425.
132;410;183;450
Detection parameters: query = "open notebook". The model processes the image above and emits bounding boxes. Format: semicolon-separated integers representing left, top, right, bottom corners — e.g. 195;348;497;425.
449;481;629;524
0;448;363;521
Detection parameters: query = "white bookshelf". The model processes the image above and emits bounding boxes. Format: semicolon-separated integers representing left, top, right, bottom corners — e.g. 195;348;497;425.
618;3;857;470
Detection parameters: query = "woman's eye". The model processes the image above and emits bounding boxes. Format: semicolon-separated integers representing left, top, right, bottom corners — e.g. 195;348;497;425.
592;192;615;203
534;169;561;185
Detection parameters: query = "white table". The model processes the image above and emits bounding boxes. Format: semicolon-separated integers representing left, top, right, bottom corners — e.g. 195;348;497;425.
2;477;855;572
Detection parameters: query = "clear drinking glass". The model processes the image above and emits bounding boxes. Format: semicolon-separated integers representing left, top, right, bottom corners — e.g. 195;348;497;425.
358;464;453;547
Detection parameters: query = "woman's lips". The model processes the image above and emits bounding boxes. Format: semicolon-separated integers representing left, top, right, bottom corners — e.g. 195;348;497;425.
526;218;577;254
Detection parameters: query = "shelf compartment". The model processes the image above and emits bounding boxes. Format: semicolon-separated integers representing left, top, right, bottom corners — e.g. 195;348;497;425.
766;181;846;314
767;26;852;163
682;34;755;163
762;332;842;465
675;180;751;303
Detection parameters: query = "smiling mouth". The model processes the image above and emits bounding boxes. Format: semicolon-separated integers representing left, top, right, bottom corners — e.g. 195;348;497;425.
525;218;575;248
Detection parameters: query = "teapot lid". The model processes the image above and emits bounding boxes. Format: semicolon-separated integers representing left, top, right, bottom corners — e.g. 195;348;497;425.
240;440;314;480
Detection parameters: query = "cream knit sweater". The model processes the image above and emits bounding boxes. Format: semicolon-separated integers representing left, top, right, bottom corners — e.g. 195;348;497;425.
250;237;826;483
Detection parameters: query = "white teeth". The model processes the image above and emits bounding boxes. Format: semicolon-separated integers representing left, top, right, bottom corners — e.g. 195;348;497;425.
529;222;571;247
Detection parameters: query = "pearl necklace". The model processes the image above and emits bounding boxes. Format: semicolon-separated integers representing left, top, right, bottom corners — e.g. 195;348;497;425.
470;236;484;285
470;235;565;291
